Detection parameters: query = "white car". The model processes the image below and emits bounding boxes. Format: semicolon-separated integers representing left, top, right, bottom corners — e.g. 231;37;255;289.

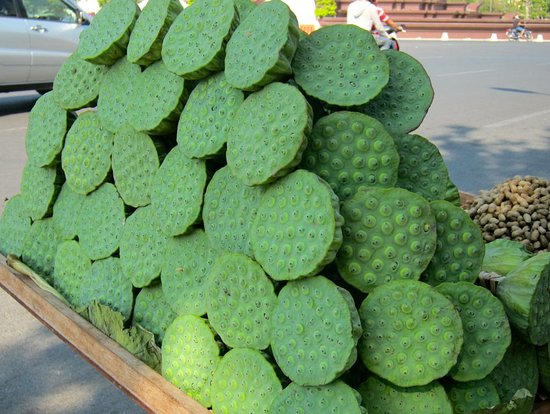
0;0;91;93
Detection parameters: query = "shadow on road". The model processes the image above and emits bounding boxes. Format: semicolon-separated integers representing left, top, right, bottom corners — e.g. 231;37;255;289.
490;87;550;96
0;92;40;116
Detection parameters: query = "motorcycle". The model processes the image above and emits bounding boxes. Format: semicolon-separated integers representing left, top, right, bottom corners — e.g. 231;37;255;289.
506;27;533;41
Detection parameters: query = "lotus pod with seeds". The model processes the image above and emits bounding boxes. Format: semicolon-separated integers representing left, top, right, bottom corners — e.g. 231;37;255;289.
119;205;169;288
271;380;365;414
0;195;31;258
202;166;266;257
162;0;237;79
210;348;282;414
494;251;550;345
77;0;140;65
53;53;108;110
435;281;511;382
226;82;312;186
112;125;161;208
358;50;434;136
25;92;71;167
538;343;550;393
292;24;389;107
97;57;142;133
177;72;244;159
128;60;188;135
271;276;360;386
162;314;221;408
250;169;343;281
235;0;255;19
77;183;126;261
299;111;399;201
150;146;207;237
481;239;533;276
161;228;218;316
127;0;183;66
393;133;461;205
422;200;485;286
20;163;62;221
357;375;453;414
207;252;277;350
445;377;500;414
52;183;85;241
358;279;464;387
225;0;299;91
21;218;62;282
132;283;177;345
80;257;133;321
53;240;92;308
336;187;437;293
61;111;114;195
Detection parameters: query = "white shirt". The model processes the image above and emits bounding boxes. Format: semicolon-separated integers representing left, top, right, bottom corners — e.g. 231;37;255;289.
346;0;386;33
279;0;321;28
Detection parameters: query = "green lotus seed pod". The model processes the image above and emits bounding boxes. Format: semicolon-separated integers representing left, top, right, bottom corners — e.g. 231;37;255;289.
393;133;461;205
77;0;140;65
202;166;266;257
0;195;32;258
19;162;62;221
127;0;183;66
21;218;62;283
271;276;360;386
358;50;434;136
358;279;463;387
357;375;452;414
61;111;114;195
210;348;282;414
300;110;399;201
422;200;485;286
445;377;500;414
251;169;343;281
53;52;108;110
226;82;312;186
177;72;244;159
162;0;237;79
234;0;255;19
53;240;92;308
207;252;277;350
162;314;221;408
272;380;365;414
161;228;218;316
435;281;511;382
132;283;177;345
52;183;85;240
537;343;550;393
337;187;437;293
482;239;533;276
225;0;300;90
292;24;389;106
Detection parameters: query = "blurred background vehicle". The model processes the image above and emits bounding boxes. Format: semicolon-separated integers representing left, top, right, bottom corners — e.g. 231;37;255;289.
0;0;91;94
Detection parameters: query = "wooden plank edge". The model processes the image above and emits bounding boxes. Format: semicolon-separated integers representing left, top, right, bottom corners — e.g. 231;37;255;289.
0;256;210;414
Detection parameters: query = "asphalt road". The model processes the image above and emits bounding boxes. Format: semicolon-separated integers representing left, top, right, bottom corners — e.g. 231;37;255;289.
1;40;549;413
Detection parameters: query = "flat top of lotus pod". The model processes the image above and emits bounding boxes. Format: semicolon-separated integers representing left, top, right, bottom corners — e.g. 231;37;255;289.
207;252;277;350
97;57;142;133
251;169;343;281
119;205;169;288
0;194;32;258
77;0;139;64
53;53;108;110
271;276;357;386
226;82;312;186
445;377;500;414
271;381;364;414
422;200;485;286
25;92;68;167
21;218;62;281
358;375;452;414
162;314;221;408
358;279;464;387
177;72;244;159
359;50;434;135
52;183;85;241
61;111;114;195
292;24;389;107
336;187;437;293
224;0;299;90
300;111;399;201
210;348;282;414
150;146;207;237
53;240;92;308
160;228;218;316
393;133;460;205
202;166;266;257
161;0;235;77
20;163;59;221
112;125;160;207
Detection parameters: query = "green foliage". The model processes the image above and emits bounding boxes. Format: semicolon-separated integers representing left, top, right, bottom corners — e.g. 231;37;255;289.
315;0;337;17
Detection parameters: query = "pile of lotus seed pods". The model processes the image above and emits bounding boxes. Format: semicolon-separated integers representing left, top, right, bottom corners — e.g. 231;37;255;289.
0;0;549;413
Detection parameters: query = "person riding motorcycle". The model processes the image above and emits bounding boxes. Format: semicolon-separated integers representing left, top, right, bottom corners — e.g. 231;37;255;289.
346;0;393;49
